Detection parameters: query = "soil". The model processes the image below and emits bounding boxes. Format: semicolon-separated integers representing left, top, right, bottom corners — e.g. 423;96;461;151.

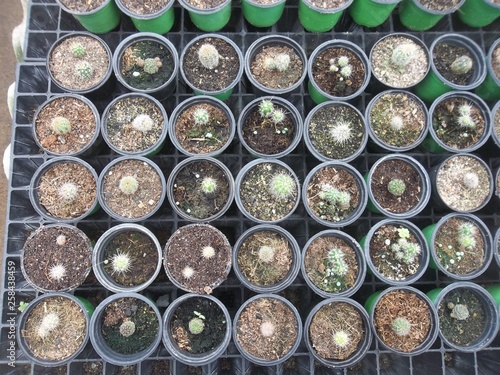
433;43;474;86
101;159;163;219
49;35;109;91
371;36;428;88
418;0;461;11
101;297;159;354
307;104;365;160
37;160;96;219
170;296;227;354
370;158;422;214
305;166;361;223
369;224;422;281
151;360;171;375
164;225;231;294
35;96;97;155
174;101;231;154
304;235;359;294
22;226;92;291
437;288;486;347
120;40;175;90
369;92;425;148
102;230;158;286
373;289;431;353
309;302;365;361
183;37;240;92
436;155;491;212
495;106;500;141
239;162;298;222
23;296;87;361
120;0;170;14
432;97;485;150
172;160;231;219
82;362;103;375
434;217;485;275
105;96;164;153
311;47;366;98
115;366;137;375
241;102;296;155
250;45;303;90
58;0;105;12
237;230;293;286
492;43;500;79
306;0;349;9
185;0;226;9
236;297;298;361
249;0;281;4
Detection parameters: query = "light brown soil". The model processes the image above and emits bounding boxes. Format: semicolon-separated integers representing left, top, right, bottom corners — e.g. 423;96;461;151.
58;0;106;12
418;0;461;11
306;0;349;9
185;0;226;9
119;0;170;14
492;43;500;78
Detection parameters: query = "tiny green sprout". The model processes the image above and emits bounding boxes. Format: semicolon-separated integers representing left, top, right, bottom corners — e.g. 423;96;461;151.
75;60;93;79
119;320;136;337
198;44;220;70
258;245;275;263
58;182;78;201
340;65;352;78
333;330;350;348
450;55;473;75
391;317;411;336
390;115;404;131
201;177;217;195
202;246;215;259
193;107;210;125
119;176;139;195
189;317;205;335
458;104;472;116
260;321;275;337
326;248;348;276
259;100;274;118
268;173;296;200
143;57;161;74
391;43;416;68
397;227;411;239
387;179;406;196
271;108;286;124
329;121;352;145
337;56;349;67
37;312;60;339
182;266;195;279
49;264;66;281
132;114;154;132
450;304;469;320
18;301;29;313
51;116;72;135
462;172;479;189
111;252;132;275
70;42;86;58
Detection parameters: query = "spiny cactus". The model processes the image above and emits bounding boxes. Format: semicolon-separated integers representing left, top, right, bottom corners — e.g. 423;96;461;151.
132;114;154;132
390;116;404;131
457;222;477;249
182;266;195;279
329;121;352;145
119;176;139;195
337;56;349;67
49;264;66;281
143;57;162;74
387;179;406;197
332;330;350;348
258;245;275;263
110;251;132;275
259;100;274;118
75;60;93;79
271;108;286;124
457;114;475;129
340;65;352;78
319;185;351;211
268;173;296;200
462;172;479;189
458;104;472;116
450;303;469;320
202;246;215;259
58;182;78;201
193;107;210;125
391;316;411;336
51;116;72;135
260;321;275;337
263;53;290;72
326;248;349;277
451;55;473;75
119;320;136;337
189;317;205;335
70;42;86;58
198;44;220;70
200;177;217;195
56;235;67;246
391;43;416;68
37;312;60;339
391;238;421;264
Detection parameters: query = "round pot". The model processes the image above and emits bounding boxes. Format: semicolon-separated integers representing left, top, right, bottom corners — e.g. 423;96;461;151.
475;37;500;102
398;0;465;31
177;0;232;31
237;96;303;158
349;0;400;27
55;0;121;33
115;0;175;33
458;0;500;28
493;227;500;269
492;101;500;148
298;0;354;32
242;0;286;27
232;224;301;293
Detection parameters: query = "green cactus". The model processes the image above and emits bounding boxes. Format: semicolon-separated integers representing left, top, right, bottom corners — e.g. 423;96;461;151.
387;179;406;196
70;42;86;58
268;173;296;200
200;177;217;195
119;320;136;337
259;100;274;118
337;56;349;67
450;55;473;75
457;114;475;129
326;248;349;277
189;313;205;335
340;65;352;78
119;176;139;195
457;222;477;249
143;57;161;74
51;116;72;135
391;316;411;336
75;60;93;79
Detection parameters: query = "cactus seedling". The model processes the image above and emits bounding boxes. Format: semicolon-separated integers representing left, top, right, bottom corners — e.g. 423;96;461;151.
49;264;66;281
198;44;220;70
56;235;67;246
51;116;72;135
450;304;469;320
268;173;296;200
391;238;421;264
132;114;154;132
182;266;195;279
193;107;210;125
119;176;139;195
189;317;205;334
37;312;60;339
143;57;162;74
387;179;406;196
110;251;133;275
259;100;274;118
319;185;351;211
202;246;215;259
391;43;416;68
119;320;136;337
271;108;286;124
263;53;291;72
391;316;411;336
258;245;275;263
462;172;479;189
457;114;475;129
450;55;473;75
75;60;93;79
390;116;404;131
457;222;477;249
260;321;275;337
340;65;352;78
70;42;86;58
458;104;472;116
58;182;78;201
333;330;350;348
337;56;349;67
326;248;349;277
201;177;217;195
329;121;352;145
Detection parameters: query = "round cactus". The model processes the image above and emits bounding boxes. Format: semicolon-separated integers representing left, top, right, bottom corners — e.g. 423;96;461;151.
333;330;350;348
143;57;161;74
390;116;404;131
391;316;411;336
326;248;348;276
391;43;416;67
198;44;220;70
201;177;217;195
51;116;72;135
329;121;352;145
458;104;472;116
258;245;275;263
259;100;274;118
56;235;67;246
37;312;60;339
70;42;86;58
268;173;296;200
119;176;139;195
75;60;93;79
462;172;479;189
457;114;475;129
188;317;205;335
260;321;275;337
340;65;352;78
131;114;154;132
58;182;79;201
202;246;216;259
193;107;210;125
387;179;406;196
337;56;349;67
450;55;473;75
119;320;136;337
450;304;469;320
111;252;132;275
49;264;66;281
182;266;195;279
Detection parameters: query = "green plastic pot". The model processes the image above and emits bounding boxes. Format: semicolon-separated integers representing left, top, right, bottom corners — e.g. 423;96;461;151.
115;0;175;34
349;0;400;28
178;0;232;31
475;38;500;102
298;0;354;32
56;0;121;34
458;0;500;27
242;0;286;27
398;0;465;31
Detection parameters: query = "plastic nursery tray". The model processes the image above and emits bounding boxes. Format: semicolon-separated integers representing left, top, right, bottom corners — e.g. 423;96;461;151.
2;0;500;374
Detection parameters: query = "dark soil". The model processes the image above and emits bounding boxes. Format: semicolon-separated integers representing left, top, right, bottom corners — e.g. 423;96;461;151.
35;96;97;155
170;296;227;354
311;47;366;98
307;104;365;160
22;226;92;291
433;43;474;85
437;288;486;347
120;40;174;90
58;0;105;12
370;159;422;214
151;360;171;375
82;362;103;375
105;96;165;153
374;290;431;353
164;225;231;294
419;0;461;12
172;160;231;219
183;37;240;92
306;0;349;9
102;297;159;354
185;0;226;8
120;0;170;14
37;160;96;219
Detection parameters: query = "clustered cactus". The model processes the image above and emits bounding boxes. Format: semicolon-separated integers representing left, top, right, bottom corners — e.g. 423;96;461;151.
37;312;60;339
263;53;290;72
258;100;287;125
200;177;217;195
319;184;351;211
198;44;220;70
48;264;66;281
58;182;79;201
110;251;133;275
390;43;417;68
131;114;154;132
390;227;421;265
188;311;205;335
268;173;296;200
70;42;86;58
258;245;275;263
457;103;476;129
329;121;352;145
457;222;477;250
136;57;162;74
325;248;349;278
387;178;406;197
391;316;411;336
450;55;473;75
448;302;470;320
119;176;139;195
51;116;72;135
119;320;136;337
75;60;93;79
329;55;353;80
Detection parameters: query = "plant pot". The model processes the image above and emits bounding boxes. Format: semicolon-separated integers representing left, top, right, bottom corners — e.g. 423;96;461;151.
166;156;234;222
92;223;163;293
244;35;307;97
168;96;235;157
242;0;286;27
493;101;500;148
348;0;400;27
180;34;243;101
163;223;232;294
162;293;231;366
422;92;492;153
33;94;100;157
301;229;366;298
366;154;431;219
369;33;430;89
298;0;354;32
427;282;499;351
55;0;121;33
304;297;372;368
307;40;370;103
304;101;367;162
97;156;166;222
18;292;92;366
398;0;465;31
361;219;429;285
115;0;175;33
422;213;493;280
101;93;168;156
302;161;368;227
364;286;439;355
415;34;486;103
475;38;500;102
493;227;500;269
47;32;113;95
458;0;500;27
428;153;493;212
89;293;162;365
29;156;99;222
365;90;429;152
113;32;179;100
233;294;302;366
178;0;232;31
233;224;301;293
237;96;303;158
235;159;300;223
21;224;93;293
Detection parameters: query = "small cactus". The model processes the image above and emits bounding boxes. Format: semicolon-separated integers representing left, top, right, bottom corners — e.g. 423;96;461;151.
332;330;350;348
37;312;60;339
271;108;286;124
201;177;217;195
75;60;93;79
198;44;220;70
450;55;473;75
58;182;78;201
391;238;421;264
458;104;472;116
49;264;66;281
337;56;349;67
51;116;72;135
391;43;416;68
390;116;404;131
182;266;195;279
263;53;290;72
260;321;275;337
319;185;351;211
450;304;469;320
259;100;274;118
462;172;479;189
70;42;86;58
56;235;67;246
193;107;210;125
387;179;406;196
189;317;205;335
111;252;132;275
202;246;215;259
268;173;296;200
258;245;275;263
131;114;154;132
391;316;411;336
326;248;348;277
340;65;352;78
457;222;477;249
329;121;352;145
119;176;139;195
457;114;475;129
143;57;162;74
119;320;136;337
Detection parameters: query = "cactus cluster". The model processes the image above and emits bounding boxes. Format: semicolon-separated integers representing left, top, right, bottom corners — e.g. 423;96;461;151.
136;57;162;74
391;316;411;336
319;184;351;211
268;173;296;200
387;178;406;197
329;56;353;80
390;228;421;265
263;53;291;72
326;248;349;277
119;320;136;337
49;264;66;281
75;60;93;80
193;107;210;125
198;44;220;70
110;251;133;275
329;121;352;145
131;114;154;132
51;116;72;135
58;182;79;201
119;176;139;195
258;100;287;125
37;312;60;339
